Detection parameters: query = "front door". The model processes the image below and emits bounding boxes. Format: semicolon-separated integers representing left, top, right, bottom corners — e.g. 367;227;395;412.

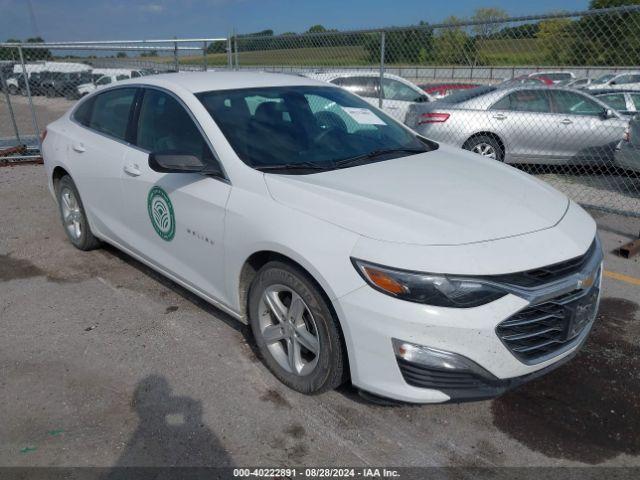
549;89;627;165
120;87;231;303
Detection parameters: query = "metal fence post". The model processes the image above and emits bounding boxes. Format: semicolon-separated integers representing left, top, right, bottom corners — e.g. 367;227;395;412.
17;45;41;151
203;41;207;71
378;30;385;109
173;38;179;71
0;65;21;144
227;35;233;69
233;31;239;70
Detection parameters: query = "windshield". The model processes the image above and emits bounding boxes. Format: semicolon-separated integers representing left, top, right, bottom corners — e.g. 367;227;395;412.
594;74;614;84
197;86;433;172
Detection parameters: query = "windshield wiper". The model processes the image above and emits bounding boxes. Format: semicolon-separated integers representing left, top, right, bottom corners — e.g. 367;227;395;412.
333;148;426;169
254;161;330;172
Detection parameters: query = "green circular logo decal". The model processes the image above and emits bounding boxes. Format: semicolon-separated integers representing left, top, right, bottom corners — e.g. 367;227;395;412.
147;186;175;241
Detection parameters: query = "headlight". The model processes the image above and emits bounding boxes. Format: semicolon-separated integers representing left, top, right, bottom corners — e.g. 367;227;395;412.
351;258;507;308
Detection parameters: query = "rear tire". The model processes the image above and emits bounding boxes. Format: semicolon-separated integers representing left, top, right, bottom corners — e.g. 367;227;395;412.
464;135;504;161
55;175;101;251
248;261;346;394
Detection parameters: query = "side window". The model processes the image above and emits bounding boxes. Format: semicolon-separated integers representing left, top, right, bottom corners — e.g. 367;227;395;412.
73;96;96;127
491;90;550;113
136;88;212;162
96;76;111;86
115;75;129;81
381;79;421;102
552;90;604;116
88;88;136;139
331;77;379;98
630;94;640;110
598;93;627;111
131;71;141;78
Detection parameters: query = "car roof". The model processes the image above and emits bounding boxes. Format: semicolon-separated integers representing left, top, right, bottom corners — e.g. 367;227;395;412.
305;70;408;82
115;71;332;93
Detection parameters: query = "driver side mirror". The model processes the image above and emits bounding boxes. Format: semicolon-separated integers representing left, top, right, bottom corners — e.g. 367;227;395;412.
601;108;615;120
148;152;223;177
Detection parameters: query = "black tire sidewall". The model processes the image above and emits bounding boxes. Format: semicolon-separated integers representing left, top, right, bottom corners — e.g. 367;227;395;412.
248;261;345;394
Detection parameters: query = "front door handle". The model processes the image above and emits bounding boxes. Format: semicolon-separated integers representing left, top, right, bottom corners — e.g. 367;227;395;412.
72;143;85;153
123;163;141;177
492;113;507;120
561;118;573;125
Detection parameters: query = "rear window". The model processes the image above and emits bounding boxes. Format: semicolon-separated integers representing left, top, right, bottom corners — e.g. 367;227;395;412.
440;85;496;104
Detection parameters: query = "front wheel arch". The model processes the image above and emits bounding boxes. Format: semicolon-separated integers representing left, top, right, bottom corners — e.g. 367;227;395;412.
239;250;350;379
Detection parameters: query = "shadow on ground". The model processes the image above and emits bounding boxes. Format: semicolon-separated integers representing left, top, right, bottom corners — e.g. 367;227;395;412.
103;375;234;478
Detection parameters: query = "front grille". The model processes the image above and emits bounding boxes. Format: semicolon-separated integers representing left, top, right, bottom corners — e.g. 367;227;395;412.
496;283;599;364
487;240;597;288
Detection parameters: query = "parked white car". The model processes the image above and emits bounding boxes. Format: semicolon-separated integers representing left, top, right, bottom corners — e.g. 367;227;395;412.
306;70;432;123
586;72;640;91
43;72;602;403
76;69;143;97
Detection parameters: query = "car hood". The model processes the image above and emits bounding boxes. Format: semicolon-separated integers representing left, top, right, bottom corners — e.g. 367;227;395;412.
264;144;569;246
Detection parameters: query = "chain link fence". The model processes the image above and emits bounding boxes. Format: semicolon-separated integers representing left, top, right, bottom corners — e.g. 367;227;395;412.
1;6;640;216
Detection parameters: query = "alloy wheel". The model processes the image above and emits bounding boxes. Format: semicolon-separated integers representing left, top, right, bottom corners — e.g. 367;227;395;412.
471;142;497;159
60;187;83;241
258;284;320;376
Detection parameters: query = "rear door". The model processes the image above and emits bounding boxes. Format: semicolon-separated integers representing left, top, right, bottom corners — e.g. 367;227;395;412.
488;89;556;161
120;87;230;302
66;87;137;240
549;89;627;164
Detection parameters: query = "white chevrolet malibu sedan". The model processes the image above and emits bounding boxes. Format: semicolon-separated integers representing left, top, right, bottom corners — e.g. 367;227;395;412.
42;72;603;403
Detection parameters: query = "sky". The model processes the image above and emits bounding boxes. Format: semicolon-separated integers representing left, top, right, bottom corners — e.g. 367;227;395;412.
0;0;591;42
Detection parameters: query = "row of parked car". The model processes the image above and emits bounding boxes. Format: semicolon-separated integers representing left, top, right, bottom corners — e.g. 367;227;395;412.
306;70;640;173
0;61;161;99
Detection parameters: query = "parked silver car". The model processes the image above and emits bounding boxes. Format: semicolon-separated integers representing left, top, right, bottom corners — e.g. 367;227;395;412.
406;86;629;165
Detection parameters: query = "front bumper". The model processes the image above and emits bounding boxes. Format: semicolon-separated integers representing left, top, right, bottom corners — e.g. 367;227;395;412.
334;241;602;404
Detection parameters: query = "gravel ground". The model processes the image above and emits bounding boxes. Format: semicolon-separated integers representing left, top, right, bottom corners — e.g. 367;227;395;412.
0;161;639;472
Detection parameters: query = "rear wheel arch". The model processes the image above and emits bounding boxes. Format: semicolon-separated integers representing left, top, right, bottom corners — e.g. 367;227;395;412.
463;131;506;161
52;166;71;190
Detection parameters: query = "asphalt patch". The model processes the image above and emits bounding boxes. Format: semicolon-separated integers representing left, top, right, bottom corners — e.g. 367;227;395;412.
492;297;640;464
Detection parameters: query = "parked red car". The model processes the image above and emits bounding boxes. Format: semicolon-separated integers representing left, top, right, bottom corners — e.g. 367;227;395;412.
418;83;480;99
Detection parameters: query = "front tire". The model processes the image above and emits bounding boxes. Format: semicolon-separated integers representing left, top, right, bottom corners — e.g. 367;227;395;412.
55;175;101;251
464;135;504;161
248;261;346;394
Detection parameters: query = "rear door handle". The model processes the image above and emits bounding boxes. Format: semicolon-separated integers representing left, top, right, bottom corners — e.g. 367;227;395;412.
561;118;573;125
123;163;141;177
492;113;507;120
72;143;85;153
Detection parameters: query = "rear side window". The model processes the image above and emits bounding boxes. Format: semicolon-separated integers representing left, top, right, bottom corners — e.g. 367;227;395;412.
136;88;212;162
492;90;550;113
630;94;640;110
73;96;95;127
87;88;137;140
